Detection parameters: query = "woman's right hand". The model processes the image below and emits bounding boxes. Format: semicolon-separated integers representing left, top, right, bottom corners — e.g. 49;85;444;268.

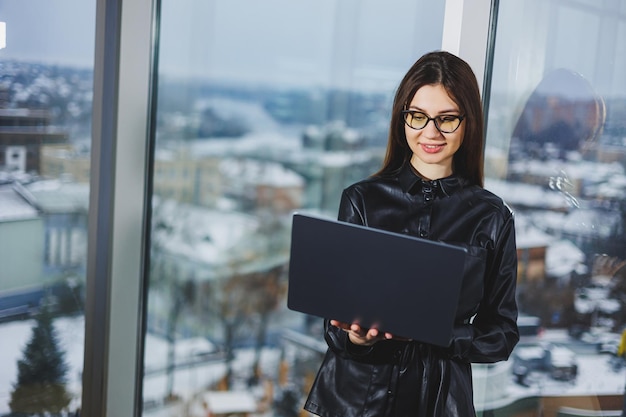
330;320;392;346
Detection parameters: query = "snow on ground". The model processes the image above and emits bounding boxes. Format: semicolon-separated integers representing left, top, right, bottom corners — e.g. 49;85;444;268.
0;315;281;415
0;320;41;411
0;316;85;414
507;354;626;397
2;316;625;415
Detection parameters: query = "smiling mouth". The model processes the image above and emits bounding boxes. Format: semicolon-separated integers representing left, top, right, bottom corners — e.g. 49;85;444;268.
421;143;445;151
421;143;445;154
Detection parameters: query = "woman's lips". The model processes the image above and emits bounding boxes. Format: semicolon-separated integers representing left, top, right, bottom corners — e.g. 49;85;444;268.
420;143;445;153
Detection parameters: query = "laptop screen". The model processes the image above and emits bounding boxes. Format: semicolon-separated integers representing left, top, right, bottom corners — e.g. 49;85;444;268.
287;213;467;347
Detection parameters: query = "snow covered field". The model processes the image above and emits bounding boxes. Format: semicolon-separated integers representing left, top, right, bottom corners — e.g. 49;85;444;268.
1;315;625;416
0;316;85;414
0;315;280;415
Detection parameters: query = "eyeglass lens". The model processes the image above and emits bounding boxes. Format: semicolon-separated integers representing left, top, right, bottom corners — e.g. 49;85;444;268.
404;111;461;133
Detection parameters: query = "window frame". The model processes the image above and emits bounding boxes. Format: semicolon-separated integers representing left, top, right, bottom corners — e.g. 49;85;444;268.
82;0;157;415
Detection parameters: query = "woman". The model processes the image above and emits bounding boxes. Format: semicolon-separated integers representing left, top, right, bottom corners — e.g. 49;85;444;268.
304;51;519;417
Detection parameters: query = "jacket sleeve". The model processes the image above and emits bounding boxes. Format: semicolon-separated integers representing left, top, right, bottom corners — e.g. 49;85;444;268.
337;188;366;225
447;211;520;363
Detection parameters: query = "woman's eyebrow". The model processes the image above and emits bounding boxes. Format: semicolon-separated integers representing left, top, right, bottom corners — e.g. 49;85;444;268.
406;105;461;114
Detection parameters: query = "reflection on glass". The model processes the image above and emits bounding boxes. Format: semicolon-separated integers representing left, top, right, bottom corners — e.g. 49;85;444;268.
483;0;626;415
145;1;444;415
0;1;95;415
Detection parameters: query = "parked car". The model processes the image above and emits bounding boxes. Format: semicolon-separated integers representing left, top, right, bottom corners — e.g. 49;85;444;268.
517;314;543;340
548;345;578;381
578;328;623;355
512;342;578;384
596;332;622;355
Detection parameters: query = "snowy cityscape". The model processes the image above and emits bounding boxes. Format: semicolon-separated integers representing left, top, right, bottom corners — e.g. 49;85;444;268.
1;56;626;417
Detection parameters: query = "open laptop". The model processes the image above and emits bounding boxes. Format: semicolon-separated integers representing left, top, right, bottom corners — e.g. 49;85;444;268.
287;213;468;347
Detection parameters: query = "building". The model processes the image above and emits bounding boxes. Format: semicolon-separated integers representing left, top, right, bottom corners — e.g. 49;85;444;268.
0;184;44;295
0;178;88;321
0;108;69;174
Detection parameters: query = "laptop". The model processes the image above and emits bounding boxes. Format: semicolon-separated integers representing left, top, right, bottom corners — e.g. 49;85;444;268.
287;213;468;347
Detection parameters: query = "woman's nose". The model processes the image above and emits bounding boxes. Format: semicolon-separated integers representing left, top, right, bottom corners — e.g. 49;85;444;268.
422;119;442;138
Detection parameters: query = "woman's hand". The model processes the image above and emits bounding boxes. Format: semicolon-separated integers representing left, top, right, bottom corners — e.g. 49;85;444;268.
330;320;393;346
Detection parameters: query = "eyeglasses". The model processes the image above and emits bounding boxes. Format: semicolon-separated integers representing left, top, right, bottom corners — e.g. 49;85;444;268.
402;110;465;134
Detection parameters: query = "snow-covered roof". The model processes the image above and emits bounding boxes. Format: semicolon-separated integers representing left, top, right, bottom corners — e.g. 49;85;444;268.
219;157;304;188
508;159;624;182
189;132;300;158
194;97;279;132
562;208;621;238
545;240;586;278
485;178;570;210
512;213;589;278
0;185;38;222
516;224;554;249
152;200;259;266
316;149;374;167
22;179;89;213
574;287;621;315
202;390;257;413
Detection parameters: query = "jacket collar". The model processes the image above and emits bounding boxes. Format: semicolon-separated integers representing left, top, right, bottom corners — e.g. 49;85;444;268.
398;162;467;197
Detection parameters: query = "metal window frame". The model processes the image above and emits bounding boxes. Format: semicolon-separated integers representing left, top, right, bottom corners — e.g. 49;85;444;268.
82;0;157;415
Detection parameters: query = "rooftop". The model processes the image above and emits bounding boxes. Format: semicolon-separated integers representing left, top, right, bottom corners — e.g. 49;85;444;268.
0;185;38;222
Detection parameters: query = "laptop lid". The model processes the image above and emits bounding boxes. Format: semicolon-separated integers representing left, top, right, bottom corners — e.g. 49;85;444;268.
287;213;467;347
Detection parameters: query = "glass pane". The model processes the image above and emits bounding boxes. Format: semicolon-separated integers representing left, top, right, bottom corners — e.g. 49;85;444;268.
483;0;626;414
144;1;444;415
0;1;95;415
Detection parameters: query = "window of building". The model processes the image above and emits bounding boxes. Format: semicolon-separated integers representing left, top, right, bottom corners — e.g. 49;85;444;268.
480;0;626;414
144;1;445;414
0;1;95;415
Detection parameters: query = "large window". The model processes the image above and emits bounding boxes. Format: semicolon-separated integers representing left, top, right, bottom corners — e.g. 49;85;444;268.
480;0;626;414
143;1;626;416
143;1;445;415
0;1;95;415
3;1;625;416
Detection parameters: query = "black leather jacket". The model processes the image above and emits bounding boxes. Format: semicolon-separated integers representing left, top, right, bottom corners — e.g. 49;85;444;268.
304;163;519;417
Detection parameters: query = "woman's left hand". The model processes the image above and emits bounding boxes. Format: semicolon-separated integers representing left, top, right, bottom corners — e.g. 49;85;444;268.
330;320;393;346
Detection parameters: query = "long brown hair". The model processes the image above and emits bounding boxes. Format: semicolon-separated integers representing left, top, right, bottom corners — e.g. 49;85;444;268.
376;51;484;187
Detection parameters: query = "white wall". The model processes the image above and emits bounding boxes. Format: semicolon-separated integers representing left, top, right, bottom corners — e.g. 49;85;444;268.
0;218;44;291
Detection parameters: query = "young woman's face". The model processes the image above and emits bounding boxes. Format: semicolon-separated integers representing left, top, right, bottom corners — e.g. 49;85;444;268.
404;84;465;179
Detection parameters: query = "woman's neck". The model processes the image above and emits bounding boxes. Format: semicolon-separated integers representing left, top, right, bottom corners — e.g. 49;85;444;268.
409;157;453;181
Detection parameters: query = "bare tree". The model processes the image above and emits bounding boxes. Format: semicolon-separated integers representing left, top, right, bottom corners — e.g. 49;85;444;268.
204;264;287;388
164;278;196;400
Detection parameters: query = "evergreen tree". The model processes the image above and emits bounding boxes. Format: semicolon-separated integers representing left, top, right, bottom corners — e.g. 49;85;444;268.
9;306;72;416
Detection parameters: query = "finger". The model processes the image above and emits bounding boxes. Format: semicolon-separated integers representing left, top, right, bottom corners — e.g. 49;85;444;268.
330;320;349;330
350;323;363;334
368;328;379;338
